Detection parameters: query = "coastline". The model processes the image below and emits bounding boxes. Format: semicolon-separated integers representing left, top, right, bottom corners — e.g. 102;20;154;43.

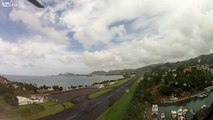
158;88;213;106
4;75;123;88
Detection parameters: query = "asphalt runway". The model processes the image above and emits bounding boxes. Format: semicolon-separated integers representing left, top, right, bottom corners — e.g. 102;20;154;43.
41;75;139;120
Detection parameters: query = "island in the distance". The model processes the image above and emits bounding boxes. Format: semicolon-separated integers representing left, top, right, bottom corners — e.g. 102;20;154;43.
56;72;93;77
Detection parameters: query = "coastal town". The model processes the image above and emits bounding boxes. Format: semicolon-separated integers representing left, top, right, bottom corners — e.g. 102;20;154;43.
144;64;213;120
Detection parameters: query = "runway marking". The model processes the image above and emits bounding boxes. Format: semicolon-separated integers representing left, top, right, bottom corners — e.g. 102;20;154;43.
90;101;102;109
65;114;79;120
107;94;113;98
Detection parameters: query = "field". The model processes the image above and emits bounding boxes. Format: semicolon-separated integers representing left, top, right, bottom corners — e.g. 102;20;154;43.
88;77;133;99
0;96;74;120
97;79;140;120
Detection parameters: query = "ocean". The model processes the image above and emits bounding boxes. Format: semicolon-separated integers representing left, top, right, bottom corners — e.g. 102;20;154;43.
4;75;123;88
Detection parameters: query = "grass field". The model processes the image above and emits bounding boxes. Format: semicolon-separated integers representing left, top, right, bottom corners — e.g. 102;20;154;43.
0;96;74;120
63;102;74;109
97;79;140;120
89;88;112;99
88;77;133;99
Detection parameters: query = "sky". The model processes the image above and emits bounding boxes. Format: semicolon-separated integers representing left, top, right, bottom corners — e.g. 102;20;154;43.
0;0;213;75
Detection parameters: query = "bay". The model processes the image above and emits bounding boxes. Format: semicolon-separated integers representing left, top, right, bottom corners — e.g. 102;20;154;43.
159;91;213;119
4;75;123;88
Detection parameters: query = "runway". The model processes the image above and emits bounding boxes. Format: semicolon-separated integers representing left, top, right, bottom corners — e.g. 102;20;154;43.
41;75;139;120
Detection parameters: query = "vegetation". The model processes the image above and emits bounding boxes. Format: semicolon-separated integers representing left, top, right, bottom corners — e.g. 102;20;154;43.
149;67;213;96
123;64;213;119
4;93;18;106
92;79;118;86
0;84;18;106
52;85;63;91
91;53;213;76
122;76;156;120
14;82;38;93
97;79;140;120
21;100;65;120
89;77;132;99
89;88;112;99
39;85;51;90
123;74;131;78
0;98;74;120
63;102;74;109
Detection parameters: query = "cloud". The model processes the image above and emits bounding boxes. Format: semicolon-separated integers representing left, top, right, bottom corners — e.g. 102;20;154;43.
9;9;68;44
0;36;88;75
60;0;146;48
1;0;213;75
75;0;213;70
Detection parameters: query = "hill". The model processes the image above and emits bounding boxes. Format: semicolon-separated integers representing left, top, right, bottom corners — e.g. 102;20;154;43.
91;53;213;75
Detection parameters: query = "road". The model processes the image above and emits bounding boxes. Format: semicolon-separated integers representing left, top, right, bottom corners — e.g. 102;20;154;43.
41;75;139;120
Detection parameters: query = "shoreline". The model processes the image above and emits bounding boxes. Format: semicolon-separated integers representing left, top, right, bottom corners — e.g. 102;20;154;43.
4;74;123;88
158;86;213;105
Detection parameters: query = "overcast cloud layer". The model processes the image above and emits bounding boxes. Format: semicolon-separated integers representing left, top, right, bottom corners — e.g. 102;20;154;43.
0;0;213;75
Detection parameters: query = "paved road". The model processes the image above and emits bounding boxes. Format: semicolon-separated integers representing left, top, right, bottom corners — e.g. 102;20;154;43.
41;75;139;120
49;88;98;103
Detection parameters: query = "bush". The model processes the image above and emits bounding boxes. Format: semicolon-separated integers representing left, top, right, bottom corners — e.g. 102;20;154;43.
159;85;175;95
3;93;18;106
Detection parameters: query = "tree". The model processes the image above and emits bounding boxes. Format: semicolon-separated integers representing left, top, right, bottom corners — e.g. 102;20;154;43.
160;85;175;95
3;93;18;106
52;85;63;91
59;86;63;91
39;85;49;90
175;88;183;96
71;86;76;89
52;85;59;91
123;74;131;78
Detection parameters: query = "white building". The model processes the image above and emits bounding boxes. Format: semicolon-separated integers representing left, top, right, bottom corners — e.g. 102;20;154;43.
17;96;45;105
152;104;158;115
211;68;213;75
94;84;104;88
109;81;116;85
17;96;33;105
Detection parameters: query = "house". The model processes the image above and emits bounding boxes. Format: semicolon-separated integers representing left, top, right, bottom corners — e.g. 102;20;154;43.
209;65;213;74
196;64;211;71
173;73;177;77
204;85;213;91
31;96;45;103
152;104;158;116
183;67;192;73
169;96;178;101
17;96;33;105
211;69;213;75
109;81;115;85
94;84;104;88
12;83;18;89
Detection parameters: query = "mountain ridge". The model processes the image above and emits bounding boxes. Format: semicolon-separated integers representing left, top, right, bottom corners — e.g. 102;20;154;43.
90;53;213;75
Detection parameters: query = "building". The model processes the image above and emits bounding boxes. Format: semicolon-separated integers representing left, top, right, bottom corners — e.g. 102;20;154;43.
94;84;104;88
17;96;33;105
12;83;18;89
152;104;158;116
183;67;192;73
109;81;116;85
17;96;46;106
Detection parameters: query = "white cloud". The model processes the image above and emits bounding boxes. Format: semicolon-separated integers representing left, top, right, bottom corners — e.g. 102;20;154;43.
1;0;213;75
0;37;88;75
9;9;68;44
